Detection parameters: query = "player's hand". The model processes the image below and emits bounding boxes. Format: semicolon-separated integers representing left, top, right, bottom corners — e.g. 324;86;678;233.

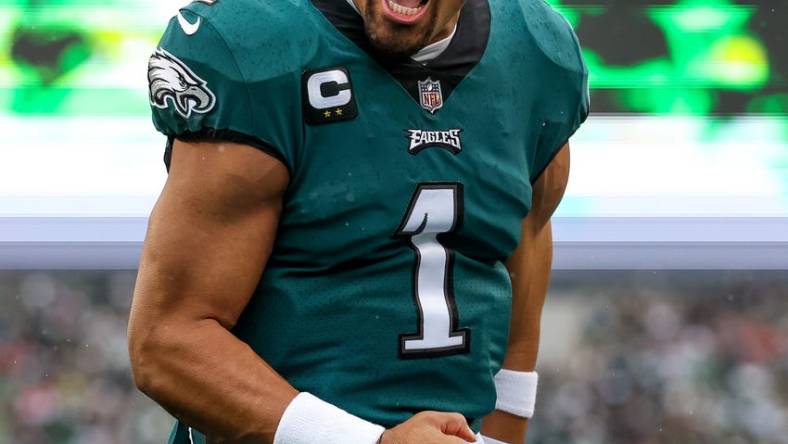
379;411;478;444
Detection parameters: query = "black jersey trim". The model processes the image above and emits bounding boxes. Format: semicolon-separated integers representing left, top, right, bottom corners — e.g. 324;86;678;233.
309;0;490;113
163;129;288;173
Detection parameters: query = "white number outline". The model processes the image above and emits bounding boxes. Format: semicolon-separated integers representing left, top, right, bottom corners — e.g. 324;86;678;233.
395;183;470;359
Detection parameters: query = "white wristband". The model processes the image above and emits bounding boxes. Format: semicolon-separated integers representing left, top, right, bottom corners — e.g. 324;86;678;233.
273;392;385;444
494;369;538;418
480;435;509;444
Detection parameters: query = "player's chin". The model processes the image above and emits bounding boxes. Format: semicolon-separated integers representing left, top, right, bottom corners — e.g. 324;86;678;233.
365;14;435;59
361;0;435;57
368;27;430;60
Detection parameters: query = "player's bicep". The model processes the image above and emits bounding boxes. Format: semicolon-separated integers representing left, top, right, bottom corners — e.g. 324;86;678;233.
527;143;570;231
133;139;288;329
503;143;569;368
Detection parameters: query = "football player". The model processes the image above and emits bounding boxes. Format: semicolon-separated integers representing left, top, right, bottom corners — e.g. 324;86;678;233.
129;0;588;443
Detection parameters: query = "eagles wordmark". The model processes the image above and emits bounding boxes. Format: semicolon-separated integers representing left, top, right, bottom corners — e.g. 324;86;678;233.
407;129;463;155
148;48;216;118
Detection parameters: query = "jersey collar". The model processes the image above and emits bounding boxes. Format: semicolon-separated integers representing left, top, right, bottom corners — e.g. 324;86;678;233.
310;0;491;115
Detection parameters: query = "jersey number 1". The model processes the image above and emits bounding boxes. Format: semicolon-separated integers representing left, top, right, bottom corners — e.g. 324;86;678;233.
396;183;470;358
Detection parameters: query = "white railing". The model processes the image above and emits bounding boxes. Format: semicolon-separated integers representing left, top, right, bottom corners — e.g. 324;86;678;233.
2;116;786;269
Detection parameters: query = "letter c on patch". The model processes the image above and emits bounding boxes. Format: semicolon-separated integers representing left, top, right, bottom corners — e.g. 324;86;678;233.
307;69;352;109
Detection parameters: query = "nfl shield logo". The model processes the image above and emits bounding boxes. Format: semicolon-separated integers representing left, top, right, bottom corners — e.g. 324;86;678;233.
418;78;443;113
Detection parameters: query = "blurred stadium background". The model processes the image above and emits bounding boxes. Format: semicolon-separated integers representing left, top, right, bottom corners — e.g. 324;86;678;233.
0;0;786;443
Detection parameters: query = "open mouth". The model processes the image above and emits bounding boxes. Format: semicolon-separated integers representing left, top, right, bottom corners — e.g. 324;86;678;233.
381;0;430;25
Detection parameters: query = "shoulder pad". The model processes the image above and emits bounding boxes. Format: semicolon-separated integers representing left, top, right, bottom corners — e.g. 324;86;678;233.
518;0;585;75
180;0;317;80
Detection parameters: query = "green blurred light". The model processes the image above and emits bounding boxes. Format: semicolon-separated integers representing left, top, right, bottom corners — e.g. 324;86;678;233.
748;94;788;115
702;36;769;86
671;5;735;30
649;0;753;33
0;0;783;117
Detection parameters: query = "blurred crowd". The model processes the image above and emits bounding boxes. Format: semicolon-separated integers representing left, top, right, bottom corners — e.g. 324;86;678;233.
530;271;788;444
0;272;170;444
1;271;786;444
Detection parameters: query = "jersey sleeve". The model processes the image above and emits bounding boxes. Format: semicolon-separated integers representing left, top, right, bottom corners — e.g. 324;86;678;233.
148;10;292;170
529;21;590;184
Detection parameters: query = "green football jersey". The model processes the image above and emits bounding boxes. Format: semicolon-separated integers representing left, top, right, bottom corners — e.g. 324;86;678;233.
148;0;588;442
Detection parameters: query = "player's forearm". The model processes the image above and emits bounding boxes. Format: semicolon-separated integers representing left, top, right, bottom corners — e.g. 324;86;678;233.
480;410;528;444
129;317;297;443
480;222;554;443
502;221;553;370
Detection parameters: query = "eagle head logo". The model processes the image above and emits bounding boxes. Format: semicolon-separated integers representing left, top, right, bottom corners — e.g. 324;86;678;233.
148;48;216;118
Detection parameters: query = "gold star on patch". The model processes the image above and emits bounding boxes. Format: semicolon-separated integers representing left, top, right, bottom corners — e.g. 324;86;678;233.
335;108;343;116
323;110;332;118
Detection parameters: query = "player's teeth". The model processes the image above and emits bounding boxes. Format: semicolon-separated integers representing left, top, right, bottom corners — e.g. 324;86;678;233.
388;0;422;16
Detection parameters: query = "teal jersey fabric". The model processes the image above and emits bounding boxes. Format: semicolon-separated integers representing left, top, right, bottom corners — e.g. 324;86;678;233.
148;0;588;442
